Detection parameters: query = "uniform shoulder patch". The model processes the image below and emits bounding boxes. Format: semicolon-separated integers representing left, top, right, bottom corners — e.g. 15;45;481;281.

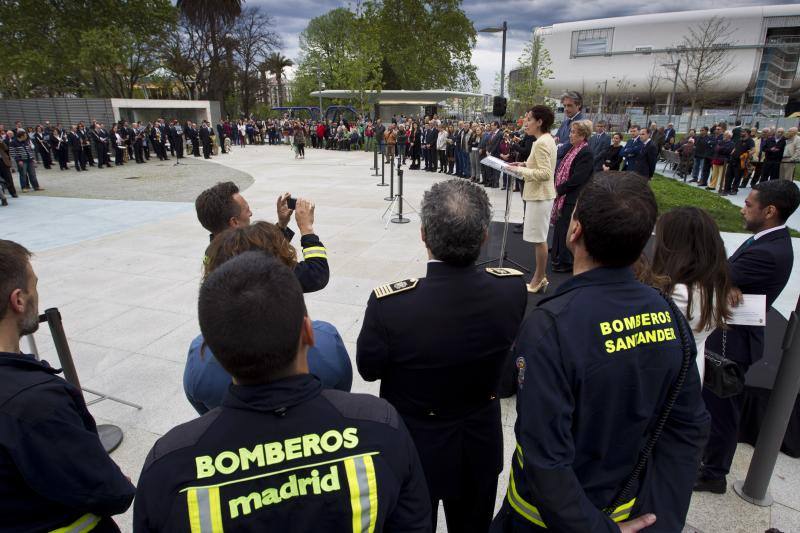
486;267;524;277
373;278;418;299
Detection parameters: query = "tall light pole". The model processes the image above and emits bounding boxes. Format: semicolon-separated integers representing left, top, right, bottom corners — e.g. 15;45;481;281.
479;21;508;99
315;68;324;122
662;60;681;117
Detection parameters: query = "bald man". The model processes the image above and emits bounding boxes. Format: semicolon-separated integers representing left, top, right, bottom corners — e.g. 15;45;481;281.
780;127;799;181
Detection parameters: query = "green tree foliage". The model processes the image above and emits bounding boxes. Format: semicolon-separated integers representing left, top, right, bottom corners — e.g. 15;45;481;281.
506;35;553;116
0;0;177;98
293;0;478;109
262;52;294;107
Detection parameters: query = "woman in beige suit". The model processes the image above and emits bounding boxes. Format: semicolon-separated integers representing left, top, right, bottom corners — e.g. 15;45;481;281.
508;105;557;293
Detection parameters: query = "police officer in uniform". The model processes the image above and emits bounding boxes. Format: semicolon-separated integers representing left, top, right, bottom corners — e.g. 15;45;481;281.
0;240;135;532
135;253;431;531
357;179;527;532
491;172;709;532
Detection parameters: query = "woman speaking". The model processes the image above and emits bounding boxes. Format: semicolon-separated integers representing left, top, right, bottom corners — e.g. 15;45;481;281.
508;106;557;293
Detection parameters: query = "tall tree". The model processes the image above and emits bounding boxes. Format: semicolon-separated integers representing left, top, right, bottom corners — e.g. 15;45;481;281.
295;1;477;98
234;8;280;115
263;53;294;107
176;0;242;114
669;16;735;130
507;35;553;116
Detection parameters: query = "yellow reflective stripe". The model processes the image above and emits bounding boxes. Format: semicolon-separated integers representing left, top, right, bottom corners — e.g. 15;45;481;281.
303;254;328;259
509;443;636;528
49;513;101;533
364;455;378;533
302;246;327;257
303;246;326;252
345;458;362;533
209;487;225;532
187;487;224;533
187;489;202;533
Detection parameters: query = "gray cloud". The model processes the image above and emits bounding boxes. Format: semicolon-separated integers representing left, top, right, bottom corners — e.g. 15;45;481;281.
247;0;800;93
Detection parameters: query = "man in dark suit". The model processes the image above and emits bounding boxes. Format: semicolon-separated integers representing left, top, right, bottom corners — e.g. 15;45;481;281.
695;179;800;494
634;128;659;179
555;90;584;165
484;121;503;187
761;128;787;182
200;121;212;159
664;122;677;145
357;179;527;533
588;120;611;171
425;122;439;172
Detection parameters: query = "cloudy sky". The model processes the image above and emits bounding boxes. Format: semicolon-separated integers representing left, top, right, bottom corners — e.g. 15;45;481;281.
249;0;798;93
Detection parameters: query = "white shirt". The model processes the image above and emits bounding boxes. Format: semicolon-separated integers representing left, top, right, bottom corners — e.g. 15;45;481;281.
753;224;786;241
671;283;717;385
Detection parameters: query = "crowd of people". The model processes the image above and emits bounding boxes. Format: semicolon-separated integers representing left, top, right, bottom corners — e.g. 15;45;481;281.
3;89;800;532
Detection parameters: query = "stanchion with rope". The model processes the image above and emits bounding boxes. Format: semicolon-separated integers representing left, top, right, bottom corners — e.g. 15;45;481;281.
377;149;387;186
382;169;418;227
41;307;142;453
733;296;800;506
371;141;379;174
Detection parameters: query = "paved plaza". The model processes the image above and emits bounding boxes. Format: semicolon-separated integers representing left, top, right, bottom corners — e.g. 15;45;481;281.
4;144;800;532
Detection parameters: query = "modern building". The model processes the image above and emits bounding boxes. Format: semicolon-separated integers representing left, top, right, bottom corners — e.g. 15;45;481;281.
0;98;220;129
309;89;488;119
528;5;800;116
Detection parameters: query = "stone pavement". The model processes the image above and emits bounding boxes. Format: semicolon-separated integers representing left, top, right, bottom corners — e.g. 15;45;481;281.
4;143;800;532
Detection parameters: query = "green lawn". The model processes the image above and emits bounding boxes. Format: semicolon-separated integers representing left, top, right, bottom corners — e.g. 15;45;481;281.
650;174;800;237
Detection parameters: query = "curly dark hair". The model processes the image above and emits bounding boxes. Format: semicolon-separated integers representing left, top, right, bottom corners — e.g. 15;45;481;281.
195;181;241;235
204;221;298;279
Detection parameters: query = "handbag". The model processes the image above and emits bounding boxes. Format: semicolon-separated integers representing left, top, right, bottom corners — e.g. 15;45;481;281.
704;330;745;398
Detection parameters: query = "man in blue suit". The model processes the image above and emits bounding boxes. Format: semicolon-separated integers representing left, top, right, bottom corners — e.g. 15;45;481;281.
621;125;643;171
633;127;659;179
695;179;800;494
555;90;585;165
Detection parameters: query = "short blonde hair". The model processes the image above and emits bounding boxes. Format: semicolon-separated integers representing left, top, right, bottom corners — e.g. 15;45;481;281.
570;119;593;140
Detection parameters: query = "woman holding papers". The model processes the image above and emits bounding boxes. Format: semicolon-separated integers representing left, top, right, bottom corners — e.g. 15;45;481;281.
507;106;558;293
650;207;732;382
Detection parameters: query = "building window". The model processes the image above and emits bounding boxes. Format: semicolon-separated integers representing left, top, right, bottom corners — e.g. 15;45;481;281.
571;28;614;57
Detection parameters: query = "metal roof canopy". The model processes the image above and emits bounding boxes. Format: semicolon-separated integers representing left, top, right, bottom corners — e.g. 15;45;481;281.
309;90;485;105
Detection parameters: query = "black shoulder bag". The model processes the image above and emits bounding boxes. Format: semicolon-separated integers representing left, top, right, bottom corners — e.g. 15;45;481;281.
704;329;746;399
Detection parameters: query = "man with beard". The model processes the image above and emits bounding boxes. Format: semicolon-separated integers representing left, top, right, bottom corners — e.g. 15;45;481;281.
0;240;136;531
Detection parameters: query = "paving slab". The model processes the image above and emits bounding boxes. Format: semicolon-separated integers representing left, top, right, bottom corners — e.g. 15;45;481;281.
6;143;799;533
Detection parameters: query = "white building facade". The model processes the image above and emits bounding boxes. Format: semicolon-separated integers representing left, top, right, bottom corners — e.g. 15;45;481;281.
534;5;800;116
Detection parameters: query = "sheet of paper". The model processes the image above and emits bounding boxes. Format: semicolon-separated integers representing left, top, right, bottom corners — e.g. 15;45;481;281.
728;294;766;326
480;155;512;172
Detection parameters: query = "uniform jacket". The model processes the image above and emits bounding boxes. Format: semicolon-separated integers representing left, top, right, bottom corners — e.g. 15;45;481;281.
505;267;709;532
357;262;526;497
0;353;135;532
134;374;431;531
706;227;793;366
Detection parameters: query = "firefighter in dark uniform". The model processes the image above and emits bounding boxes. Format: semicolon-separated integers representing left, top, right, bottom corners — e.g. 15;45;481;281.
134;253;431;531
0;240;135;532
491;172;710;533
357;179;528;533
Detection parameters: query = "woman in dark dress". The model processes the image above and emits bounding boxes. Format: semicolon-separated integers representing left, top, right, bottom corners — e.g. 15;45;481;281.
600;132;624;171
551;119;595;273
409;122;422;169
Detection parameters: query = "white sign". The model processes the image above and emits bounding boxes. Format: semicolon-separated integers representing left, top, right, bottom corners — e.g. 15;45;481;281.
728;294;767;327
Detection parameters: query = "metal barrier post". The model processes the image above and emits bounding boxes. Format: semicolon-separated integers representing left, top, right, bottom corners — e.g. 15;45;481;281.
376;144;387;186
41;307;142;453
385;149;395;201
372;141;379;173
734;299;800;506
392;169;410;224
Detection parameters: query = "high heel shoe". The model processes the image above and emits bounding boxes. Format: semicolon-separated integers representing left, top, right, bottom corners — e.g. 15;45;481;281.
527;277;549;294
